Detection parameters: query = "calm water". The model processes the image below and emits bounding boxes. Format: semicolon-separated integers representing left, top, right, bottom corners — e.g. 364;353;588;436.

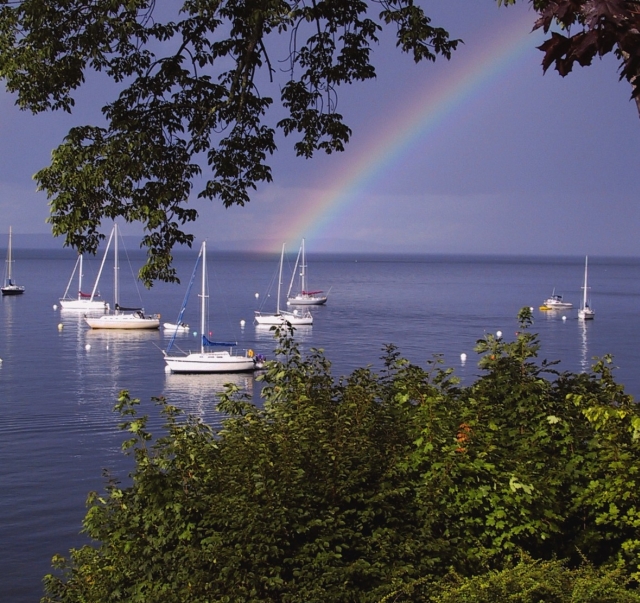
2;250;640;601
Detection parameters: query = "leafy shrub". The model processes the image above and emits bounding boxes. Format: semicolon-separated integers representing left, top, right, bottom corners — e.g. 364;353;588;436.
43;315;640;602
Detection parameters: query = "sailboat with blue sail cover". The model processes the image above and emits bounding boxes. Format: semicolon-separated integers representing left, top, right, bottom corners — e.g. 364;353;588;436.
164;240;260;373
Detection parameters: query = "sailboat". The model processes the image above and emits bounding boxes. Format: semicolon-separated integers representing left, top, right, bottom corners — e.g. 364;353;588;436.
1;226;25;296
85;224;160;329
286;238;328;306
59;254;109;311
578;255;595;320
164;241;258;373
254;244;313;326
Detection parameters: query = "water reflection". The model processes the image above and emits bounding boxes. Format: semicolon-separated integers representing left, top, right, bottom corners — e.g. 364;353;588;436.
163;372;255;427
59;306;107;316
1;294;16;353
80;329;164;402
539;308;573;321
161;326;193;338
254;324;313;344
58;309;88;332
83;328;163;369
84;328;162;344
579;319;589;373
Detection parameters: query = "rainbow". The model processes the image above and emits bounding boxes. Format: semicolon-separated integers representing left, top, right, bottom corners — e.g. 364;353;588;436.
265;7;542;251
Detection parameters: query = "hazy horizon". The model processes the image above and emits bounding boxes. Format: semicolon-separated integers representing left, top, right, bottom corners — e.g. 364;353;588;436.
4;232;640;261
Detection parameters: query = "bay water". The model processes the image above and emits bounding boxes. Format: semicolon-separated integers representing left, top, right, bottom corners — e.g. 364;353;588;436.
2;250;640;601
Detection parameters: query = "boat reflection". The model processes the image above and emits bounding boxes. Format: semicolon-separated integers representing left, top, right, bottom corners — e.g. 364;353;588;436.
162;325;193;337
51;305;165;420
579;318;589;373
1;291;16;358
163;372;255;426
85;328;162;343
60;306;108;316
539;307;573;321
254;324;313;344
59;308;88;320
82;329;164;392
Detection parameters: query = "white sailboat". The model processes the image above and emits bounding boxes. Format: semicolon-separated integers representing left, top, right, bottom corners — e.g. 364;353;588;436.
254;244;313;326
85;224;160;329
164;241;258;373
1;226;25;296
578;255;595;320
59;254;109;311
286;238;328;306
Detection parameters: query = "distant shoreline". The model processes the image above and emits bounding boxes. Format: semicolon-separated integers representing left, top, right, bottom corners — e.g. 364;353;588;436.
4;233;640;262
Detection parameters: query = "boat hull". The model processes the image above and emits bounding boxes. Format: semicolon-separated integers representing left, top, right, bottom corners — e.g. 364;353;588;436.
287;294;327;306
85;313;160;329
164;351;255;373
163;322;190;332
254;311;313;326
541;301;573;310
1;286;24;295
578;308;595;320
60;299;108;311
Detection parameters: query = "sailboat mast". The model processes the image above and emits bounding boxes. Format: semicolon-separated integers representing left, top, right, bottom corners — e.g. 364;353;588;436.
7;226;12;281
287;242;302;299
583;256;589;309
62;255;80;300
300;238;306;293
114;223;119;312
277;243;285;315
91;227;114;300
201;241;207;354
78;254;83;299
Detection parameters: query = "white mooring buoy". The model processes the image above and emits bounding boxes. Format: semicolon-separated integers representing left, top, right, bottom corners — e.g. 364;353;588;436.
85;344;91;351
57;323;64;331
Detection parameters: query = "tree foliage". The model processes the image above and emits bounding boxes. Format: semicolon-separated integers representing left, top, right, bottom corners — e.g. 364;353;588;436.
0;0;458;284
42;315;640;602
503;0;640;115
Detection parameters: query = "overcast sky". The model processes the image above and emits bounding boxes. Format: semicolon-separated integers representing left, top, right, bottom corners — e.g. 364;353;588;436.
0;1;638;256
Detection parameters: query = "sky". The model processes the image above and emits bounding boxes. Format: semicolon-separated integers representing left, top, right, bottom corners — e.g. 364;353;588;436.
0;1;639;256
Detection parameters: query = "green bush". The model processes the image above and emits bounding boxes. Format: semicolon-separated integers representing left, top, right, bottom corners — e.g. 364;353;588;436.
404;558;638;603
43;314;640;602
